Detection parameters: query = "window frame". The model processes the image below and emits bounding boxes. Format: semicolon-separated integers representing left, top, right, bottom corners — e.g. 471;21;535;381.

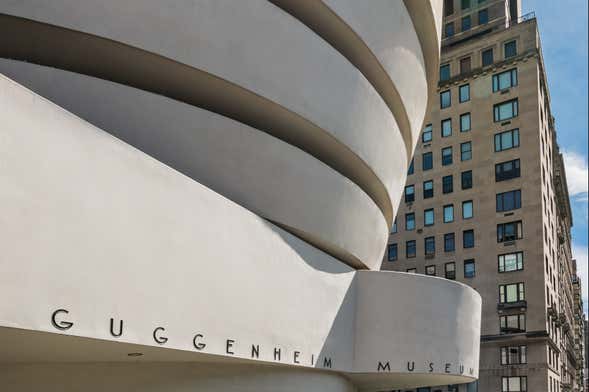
423;180;434;199
504;40;517;59
444;233;456;252
482;48;494;66
422;152;433;171
499;282;525;303
387;243;398;261
443;204;454;223
500;314;526;334
441;118;452;137
459;84;470;102
425;265;436;276
424;208;435;226
495;159;521;181
462;200;473;219
424;236;436;255
460;112;471;132
498;251;524;272
440;64;451;81
463;229;475;248
478;8;489;24
405;213;416;231
461;170;473;189
423;124;433;143
494;128;520;151
461;15;471;31
493;69;518;92
461;141;472;161
443;175;454;194
496;189;522;212
445;262;456;280
497;220;523;242
404;185;415;203
493;99;519;122
464;259;475;278
406;240;416;258
442;146;453;166
500;346;527;365
440;90;451;109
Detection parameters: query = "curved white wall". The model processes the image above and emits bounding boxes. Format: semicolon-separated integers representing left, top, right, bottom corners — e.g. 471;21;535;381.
0;73;480;391
0;59;388;269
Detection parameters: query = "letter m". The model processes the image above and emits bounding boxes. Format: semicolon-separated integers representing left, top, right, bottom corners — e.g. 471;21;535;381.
377;361;391;372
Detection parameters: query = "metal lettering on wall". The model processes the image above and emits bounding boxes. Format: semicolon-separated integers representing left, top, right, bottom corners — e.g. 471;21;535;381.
50;308;473;373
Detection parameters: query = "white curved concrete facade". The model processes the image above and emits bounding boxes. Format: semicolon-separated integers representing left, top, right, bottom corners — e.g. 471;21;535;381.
0;2;479;391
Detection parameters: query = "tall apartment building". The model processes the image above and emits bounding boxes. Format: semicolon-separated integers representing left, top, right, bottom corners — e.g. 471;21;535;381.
382;1;586;392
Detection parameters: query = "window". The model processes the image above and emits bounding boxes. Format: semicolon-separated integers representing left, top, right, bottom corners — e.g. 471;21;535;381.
440;64;451;81
425;237;435;255
445;262;456;280
500;314;526;334
461;0;470;9
460;113;471;132
404;185;415;202
495;159;520;181
445;22;455;38
497;221;523;242
478;8;488;24
464;259;475;278
493;69;518;92
423;124;433;142
444;0;454;16
461;15;471;31
423;152;433;171
494;129;520;151
460;58;471;75
406;240;416;258
387;244;398;261
441;118;452;137
440;90;451;109
494;99;518;122
504;40;517;59
405;213;416;231
424;209;435;226
502;376;527;392
444;233;455;252
482;48;494;66
408;158;414;175
391;219;397;233
461;170;473;189
406;268;417;273
462;200;473;219
499;282;525;303
442;147;453;166
460;142;472;161
443;175;453;194
496;190;522;212
443;205;454;223
459;84;470;102
498;252;524;272
501;346;527;365
423;180;434;199
425;265;436;276
463;229;474;248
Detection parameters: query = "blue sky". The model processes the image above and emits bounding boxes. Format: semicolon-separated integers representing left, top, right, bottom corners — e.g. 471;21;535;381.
522;0;588;313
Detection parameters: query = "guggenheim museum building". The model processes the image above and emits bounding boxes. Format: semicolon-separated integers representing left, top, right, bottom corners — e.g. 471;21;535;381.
0;1;481;391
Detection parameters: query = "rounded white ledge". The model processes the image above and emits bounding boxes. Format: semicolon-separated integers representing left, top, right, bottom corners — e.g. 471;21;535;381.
0;74;480;391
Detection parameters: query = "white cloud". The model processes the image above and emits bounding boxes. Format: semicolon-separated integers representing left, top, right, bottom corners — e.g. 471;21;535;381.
572;244;588;315
562;150;589;201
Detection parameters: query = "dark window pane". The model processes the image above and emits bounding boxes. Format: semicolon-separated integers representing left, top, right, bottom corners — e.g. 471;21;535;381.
440;64;451;81
462;170;473;189
463;230;475;248
461;0;470;10
495;159;521;181
442;147;453;166
423;124;433;142
462;15;471;31
424;180;434;199
444;233;455;252
406;240;416;258
443;175;454;194
444;0;454;16
423;152;433;170
505;40;517;58
464;259;475;278
408;158;414;175
460;58;471;75
425;237;435;255
387;244;398;261
445;22;455;38
478;9;488;24
482;48;493;66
